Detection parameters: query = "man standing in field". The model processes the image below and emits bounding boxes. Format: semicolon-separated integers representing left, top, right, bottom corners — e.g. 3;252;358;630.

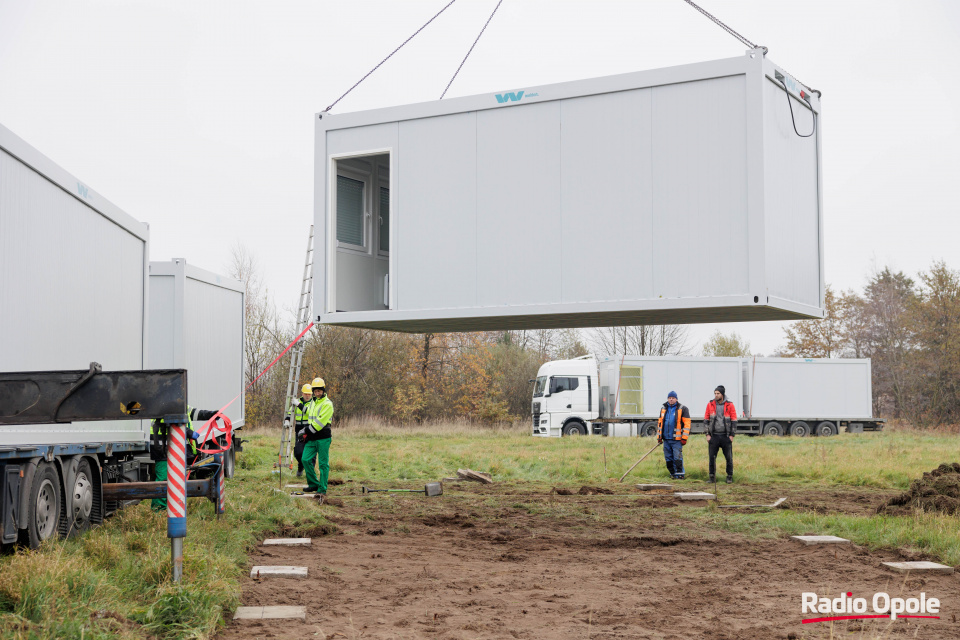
657;391;691;479
704;385;738;484
300;377;335;501
292;383;313;478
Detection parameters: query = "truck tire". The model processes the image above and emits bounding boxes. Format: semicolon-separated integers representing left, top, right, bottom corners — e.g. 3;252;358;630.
815;421;837;437
562;421;586;436
224;441;237;479
24;462;61;549
761;422;784;436
69;458;95;535
789;421;810;437
641;422;658;438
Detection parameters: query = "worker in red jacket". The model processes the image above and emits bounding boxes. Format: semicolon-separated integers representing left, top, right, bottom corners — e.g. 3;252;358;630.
704;385;738;484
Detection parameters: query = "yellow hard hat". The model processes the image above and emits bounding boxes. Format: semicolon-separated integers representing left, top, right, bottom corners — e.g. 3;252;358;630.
311;377;326;389
301;383;312;395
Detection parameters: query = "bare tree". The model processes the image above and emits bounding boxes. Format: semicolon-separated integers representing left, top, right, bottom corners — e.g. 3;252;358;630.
589;324;690;356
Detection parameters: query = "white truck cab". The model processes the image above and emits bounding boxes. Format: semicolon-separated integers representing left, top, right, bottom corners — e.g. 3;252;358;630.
531;356;599;437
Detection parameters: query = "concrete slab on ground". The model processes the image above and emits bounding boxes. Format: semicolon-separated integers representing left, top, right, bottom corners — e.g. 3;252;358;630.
285;484;307;489
791;535;850;545
234;606;306;620
250;566;309;578
636;484;673;490
882;561;954;575
262;538;312;546
675;492;715;500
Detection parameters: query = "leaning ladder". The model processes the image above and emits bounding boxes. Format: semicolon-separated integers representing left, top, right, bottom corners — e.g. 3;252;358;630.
279;225;314;469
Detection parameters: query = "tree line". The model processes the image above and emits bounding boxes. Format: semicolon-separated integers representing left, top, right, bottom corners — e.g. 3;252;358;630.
230;247;959;428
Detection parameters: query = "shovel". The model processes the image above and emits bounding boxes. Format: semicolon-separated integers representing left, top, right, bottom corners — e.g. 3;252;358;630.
362;482;443;497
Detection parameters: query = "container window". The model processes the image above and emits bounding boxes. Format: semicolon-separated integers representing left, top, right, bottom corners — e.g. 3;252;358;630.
378;185;390;253
618;366;644;415
336;175;365;248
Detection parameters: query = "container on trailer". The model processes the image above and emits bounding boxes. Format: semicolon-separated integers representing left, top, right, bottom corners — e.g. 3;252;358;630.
314;50;824;332
745;358;872;420
597;356;743;420
0;123;149;448
148;259;245;428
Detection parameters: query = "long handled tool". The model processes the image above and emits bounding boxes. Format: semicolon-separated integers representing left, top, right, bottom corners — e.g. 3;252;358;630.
618;442;662;483
362;483;443;497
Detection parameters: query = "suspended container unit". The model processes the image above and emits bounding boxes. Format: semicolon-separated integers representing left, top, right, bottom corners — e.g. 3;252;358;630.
314;50;824;332
148;259;246;428
0;123;150;447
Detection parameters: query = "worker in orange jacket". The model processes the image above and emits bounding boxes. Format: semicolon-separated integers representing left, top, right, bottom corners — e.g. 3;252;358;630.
657;391;691;479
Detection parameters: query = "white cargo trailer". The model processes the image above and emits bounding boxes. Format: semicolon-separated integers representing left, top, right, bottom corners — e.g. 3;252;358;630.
315;50;824;332
148;259;245;474
0;123;152;544
532;355;881;437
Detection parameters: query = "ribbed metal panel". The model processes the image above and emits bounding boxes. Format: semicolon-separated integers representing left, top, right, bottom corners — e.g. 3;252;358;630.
746;358;872;420
0;125;149;446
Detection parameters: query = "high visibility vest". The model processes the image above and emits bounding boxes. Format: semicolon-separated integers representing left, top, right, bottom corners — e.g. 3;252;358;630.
307;395;334;438
151;405;199;460
295;398;311;424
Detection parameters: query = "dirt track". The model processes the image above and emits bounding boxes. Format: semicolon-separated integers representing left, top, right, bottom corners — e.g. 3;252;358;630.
219;486;960;640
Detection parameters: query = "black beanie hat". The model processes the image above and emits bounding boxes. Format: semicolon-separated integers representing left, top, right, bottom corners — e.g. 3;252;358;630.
715;385;725;396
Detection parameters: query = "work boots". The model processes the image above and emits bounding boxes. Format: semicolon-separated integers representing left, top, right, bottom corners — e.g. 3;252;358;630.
709;474;716;483
726;475;733;484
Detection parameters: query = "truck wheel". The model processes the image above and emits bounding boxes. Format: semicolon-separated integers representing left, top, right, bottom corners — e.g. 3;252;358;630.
789;421;810;437
762;422;784;436
70;459;95;535
562;421;586;436
25;462;61;548
815;422;836;437
641;422;658;438
224;441;237;479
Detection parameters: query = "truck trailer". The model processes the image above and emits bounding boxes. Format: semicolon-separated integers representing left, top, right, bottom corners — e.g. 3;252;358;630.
532;355;882;438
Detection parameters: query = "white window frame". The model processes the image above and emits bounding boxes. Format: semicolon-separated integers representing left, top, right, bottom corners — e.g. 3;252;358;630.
335;165;371;255
376;164;390;258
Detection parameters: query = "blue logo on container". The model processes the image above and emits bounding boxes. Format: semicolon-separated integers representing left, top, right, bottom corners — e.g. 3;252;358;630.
77;183;89;198
495;91;524;103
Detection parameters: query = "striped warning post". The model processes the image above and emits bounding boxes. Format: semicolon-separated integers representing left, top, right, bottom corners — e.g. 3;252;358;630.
167;424;187;538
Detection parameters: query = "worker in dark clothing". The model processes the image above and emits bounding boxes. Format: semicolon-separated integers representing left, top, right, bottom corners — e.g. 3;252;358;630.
150;405;219;511
704;385;738;484
292;383;313;477
656;391;691;479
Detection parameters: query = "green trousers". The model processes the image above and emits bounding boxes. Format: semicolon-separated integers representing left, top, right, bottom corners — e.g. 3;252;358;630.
152;460;167;512
302;438;331;493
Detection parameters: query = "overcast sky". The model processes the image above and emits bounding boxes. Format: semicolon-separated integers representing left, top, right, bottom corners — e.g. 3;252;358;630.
1;0;958;355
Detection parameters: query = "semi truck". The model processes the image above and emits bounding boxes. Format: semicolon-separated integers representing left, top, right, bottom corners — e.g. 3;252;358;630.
531;355;883;438
0;123;243;547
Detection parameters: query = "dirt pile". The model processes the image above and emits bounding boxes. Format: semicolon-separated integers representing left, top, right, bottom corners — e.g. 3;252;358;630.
877;462;960;516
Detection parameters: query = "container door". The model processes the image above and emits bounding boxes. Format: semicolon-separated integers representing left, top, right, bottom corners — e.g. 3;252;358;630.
617;366;644;417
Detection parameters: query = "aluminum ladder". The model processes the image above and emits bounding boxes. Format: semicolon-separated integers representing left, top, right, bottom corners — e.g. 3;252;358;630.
279;225;313;469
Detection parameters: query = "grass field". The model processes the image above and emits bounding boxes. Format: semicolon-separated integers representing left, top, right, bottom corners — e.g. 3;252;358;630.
1;425;957;639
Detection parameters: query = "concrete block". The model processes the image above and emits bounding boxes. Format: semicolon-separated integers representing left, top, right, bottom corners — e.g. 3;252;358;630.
285;484;307;489
675;492;715;501
234;606;306;620
250;566;308;578
262;538;312;546
636;484;673;491
882;561;954;575
791;535;850;545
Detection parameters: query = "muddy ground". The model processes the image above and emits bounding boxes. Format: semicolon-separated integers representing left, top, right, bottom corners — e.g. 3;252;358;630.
219;483;960;640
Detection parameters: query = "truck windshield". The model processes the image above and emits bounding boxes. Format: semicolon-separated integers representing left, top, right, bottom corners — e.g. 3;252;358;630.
533;376;547;398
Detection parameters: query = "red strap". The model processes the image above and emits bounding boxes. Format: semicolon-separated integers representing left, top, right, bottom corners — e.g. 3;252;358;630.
195;322;315;453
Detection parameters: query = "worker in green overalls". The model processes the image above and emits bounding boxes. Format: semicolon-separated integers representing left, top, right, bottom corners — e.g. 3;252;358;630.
150;405;218;512
300;377;334;501
292;383;313;477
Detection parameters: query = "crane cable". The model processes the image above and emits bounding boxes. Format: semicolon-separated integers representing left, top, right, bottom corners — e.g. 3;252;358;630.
439;0;505;99
324;0;458;113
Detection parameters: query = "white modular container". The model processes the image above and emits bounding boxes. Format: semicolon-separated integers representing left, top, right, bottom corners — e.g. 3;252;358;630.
315;50;824;332
597;355;743;420
745;357;872;420
0;123;149;446
148;259;245;428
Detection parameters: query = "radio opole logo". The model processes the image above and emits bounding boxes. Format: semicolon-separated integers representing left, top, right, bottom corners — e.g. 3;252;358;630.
802;592;941;624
